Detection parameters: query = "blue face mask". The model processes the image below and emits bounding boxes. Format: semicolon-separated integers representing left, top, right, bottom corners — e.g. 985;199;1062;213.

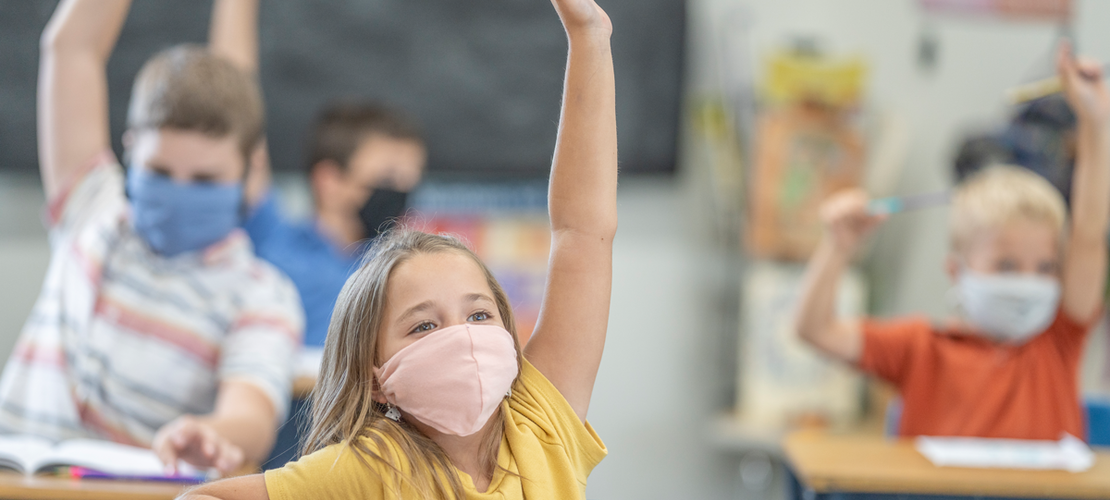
127;167;243;257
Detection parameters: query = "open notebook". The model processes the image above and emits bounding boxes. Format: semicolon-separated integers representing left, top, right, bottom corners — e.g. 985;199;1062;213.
0;434;203;479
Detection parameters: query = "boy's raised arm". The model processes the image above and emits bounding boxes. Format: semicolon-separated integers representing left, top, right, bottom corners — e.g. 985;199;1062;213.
523;0;617;422
208;0;270;208
1059;43;1110;323
794;190;885;363
38;0;132;201
209;0;260;76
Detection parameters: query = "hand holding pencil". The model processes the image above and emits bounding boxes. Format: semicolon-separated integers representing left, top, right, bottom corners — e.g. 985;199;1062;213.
1056;41;1110;126
1007;43;1109;109
821;189;887;256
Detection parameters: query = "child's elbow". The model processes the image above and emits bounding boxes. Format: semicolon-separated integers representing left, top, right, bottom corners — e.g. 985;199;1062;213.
552;214;617;241
39;26;63;55
794;323;815;346
598;217;618;241
793;316;824;348
39;25;85;58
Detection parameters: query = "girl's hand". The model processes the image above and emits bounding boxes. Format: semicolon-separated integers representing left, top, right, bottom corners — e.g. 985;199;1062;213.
820;189;886;256
1058;42;1110;126
550;0;612;38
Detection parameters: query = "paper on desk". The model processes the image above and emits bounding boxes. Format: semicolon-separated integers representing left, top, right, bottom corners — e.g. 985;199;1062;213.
915;434;1094;472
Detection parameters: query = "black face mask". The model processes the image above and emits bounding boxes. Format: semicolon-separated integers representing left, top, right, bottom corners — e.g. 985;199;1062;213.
358;188;409;239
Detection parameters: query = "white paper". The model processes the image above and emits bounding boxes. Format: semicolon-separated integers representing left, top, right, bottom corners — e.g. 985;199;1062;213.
915;434;1094;472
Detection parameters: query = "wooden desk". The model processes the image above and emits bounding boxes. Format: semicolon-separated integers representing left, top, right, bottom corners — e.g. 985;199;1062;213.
291;375;317;400
783;430;1110;499
0;472;187;500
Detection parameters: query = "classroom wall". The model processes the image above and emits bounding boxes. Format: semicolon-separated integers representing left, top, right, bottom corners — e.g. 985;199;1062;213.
0;175;49;365
1;2;1109;500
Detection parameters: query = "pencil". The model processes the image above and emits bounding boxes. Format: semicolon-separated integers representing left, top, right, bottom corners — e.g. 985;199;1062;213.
1006;63;1110;104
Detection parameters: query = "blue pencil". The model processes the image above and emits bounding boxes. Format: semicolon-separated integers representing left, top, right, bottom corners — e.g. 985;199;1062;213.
868;190;950;215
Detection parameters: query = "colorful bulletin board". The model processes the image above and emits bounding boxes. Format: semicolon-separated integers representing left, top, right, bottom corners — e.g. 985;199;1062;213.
409;183;551;345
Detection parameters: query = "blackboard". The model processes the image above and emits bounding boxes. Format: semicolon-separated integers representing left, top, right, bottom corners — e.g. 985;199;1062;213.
0;1;685;178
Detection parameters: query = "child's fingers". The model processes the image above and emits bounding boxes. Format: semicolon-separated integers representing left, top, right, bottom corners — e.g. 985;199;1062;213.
1056;40;1075;79
1055;42;1102;86
214;442;245;474
863;213;887;232
152;437;179;474
170;420;201;449
849;212;882;230
1075;57;1103;82
821;189;870;220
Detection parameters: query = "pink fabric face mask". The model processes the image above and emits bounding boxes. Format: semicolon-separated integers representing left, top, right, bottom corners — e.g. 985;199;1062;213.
375;323;519;436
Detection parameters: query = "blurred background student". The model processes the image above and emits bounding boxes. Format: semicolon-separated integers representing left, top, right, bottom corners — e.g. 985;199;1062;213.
219;0;425;349
0;0;303;475
243;104;425;360
245;103;425;468
209;0;426;468
793;44;1108;439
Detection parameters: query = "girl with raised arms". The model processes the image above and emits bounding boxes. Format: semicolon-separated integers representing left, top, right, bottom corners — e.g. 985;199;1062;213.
181;0;616;498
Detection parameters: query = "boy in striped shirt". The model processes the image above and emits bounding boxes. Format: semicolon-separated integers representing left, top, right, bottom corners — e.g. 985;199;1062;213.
0;0;303;474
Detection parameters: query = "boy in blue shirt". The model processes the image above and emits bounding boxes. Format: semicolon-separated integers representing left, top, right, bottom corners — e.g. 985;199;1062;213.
212;0;426;351
244;104;425;349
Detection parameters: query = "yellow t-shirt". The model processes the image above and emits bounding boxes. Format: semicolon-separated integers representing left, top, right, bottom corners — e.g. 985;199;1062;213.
264;359;607;499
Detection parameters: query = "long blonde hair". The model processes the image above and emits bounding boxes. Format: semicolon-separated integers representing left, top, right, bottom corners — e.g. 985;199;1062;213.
303;229;523;499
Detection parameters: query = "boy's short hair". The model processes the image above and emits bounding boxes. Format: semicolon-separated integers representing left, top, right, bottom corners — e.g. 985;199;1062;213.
306;101;423;175
127;45;264;160
950;165;1067;252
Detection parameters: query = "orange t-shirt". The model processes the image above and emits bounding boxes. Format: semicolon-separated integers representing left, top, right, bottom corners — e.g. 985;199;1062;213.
859;309;1096;440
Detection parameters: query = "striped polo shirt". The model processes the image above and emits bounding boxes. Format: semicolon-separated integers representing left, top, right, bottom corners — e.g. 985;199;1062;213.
0;153;304;446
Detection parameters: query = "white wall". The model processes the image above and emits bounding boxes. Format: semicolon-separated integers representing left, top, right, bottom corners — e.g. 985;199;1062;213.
585;177;739;500
0;175;49;364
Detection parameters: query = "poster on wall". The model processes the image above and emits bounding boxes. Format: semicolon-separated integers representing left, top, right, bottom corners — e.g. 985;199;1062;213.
746;51;867;261
918;0;1071;22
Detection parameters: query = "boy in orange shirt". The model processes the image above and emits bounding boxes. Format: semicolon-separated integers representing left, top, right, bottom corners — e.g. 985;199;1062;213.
794;45;1110;440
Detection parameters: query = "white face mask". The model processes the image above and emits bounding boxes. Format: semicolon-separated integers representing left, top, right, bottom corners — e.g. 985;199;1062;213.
956;271;1061;344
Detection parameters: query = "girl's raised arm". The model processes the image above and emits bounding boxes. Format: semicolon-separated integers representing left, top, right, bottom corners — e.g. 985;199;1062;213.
523;0;617;423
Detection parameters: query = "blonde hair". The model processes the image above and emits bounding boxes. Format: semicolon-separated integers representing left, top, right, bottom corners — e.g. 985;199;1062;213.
950;165;1067;252
127;45;264;160
303;229;523;499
